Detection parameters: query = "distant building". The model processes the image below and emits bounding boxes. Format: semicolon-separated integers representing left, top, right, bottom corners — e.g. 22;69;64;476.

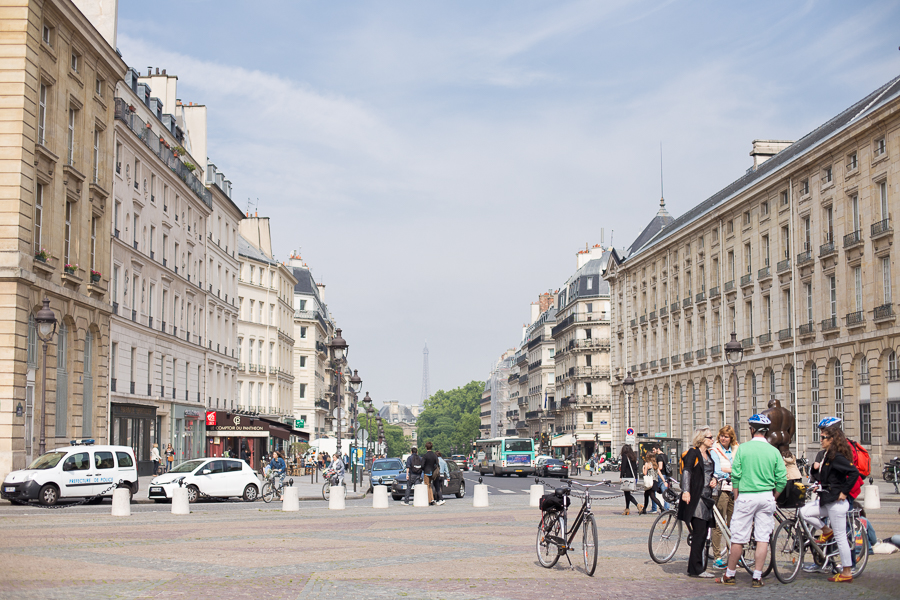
378;401;420;444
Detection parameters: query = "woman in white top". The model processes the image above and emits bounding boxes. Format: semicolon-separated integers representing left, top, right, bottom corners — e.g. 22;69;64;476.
150;443;161;475
710;425;738;567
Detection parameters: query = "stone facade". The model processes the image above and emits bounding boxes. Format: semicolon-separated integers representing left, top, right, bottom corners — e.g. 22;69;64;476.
607;75;900;465
236;216;296;418
0;0;125;479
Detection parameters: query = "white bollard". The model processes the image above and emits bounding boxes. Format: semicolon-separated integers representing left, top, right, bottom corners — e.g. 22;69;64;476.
282;486;299;512
863;483;881;510
530;484;544;508
372;485;389;508
111;488;131;517
413;483;429;507
171;487;190;515
473;484;490;508
328;485;346;510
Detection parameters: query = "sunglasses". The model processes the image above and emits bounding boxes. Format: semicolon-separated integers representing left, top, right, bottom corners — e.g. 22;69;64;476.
704;435;714;439
820;435;831;440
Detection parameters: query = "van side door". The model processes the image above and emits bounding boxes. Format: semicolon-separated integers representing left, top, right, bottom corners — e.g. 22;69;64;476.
60;451;93;497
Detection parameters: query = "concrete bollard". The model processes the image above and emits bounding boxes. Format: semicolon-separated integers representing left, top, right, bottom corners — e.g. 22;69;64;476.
328;485;346;510
111;488;131;516
171;487;190;514
473;484;489;508
372;485;389;508
863;483;881;510
530;484;544;508
413;483;429;507
282;486;300;512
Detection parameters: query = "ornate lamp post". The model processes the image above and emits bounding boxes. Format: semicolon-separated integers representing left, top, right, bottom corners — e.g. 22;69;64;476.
725;332;745;441
328;328;348;458
35;299;58;456
623;371;635;430
347;370;362;490
376;415;384;455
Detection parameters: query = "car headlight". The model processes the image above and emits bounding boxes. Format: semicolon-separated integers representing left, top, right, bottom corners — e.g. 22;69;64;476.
374;476;381;484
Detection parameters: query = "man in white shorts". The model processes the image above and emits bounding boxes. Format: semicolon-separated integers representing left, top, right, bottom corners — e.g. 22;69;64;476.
717;414;787;588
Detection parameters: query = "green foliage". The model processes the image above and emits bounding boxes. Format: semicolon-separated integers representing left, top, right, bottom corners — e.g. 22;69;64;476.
415;380;484;456
358;409;410;458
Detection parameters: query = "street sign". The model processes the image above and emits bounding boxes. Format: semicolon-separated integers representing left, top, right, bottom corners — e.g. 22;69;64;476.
654;432;668;437
332;407;343;419
625;427;636;445
356;429;369;443
625;427;635;436
294;419;305;428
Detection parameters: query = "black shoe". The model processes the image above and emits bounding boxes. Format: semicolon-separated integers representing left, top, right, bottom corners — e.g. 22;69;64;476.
752;578;763;588
716;575;736;585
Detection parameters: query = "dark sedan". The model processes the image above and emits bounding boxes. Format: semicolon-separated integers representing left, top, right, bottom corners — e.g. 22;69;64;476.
391;460;466;500
450;455;469;471
537;458;569;478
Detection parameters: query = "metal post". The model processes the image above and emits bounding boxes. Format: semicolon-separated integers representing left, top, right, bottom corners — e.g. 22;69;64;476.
39;340;48;456
732;365;740;443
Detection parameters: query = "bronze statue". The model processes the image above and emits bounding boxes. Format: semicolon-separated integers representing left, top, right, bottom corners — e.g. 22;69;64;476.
762;398;795;456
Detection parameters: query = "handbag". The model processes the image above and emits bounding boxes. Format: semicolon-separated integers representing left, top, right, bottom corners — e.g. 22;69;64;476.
621;478;636;492
643;473;655;490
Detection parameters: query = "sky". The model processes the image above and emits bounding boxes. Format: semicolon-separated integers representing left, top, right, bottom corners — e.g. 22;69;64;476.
116;0;900;407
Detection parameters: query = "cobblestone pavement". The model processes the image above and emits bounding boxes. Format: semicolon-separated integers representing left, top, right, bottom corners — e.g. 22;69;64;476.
0;492;897;600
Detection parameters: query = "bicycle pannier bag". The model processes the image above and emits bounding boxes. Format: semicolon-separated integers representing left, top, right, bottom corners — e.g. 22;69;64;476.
539;492;570;513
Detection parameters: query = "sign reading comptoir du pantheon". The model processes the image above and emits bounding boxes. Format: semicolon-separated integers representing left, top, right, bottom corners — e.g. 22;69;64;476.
205;412;268;437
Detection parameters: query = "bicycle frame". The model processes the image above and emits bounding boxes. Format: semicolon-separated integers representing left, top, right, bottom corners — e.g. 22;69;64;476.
560;492;591;550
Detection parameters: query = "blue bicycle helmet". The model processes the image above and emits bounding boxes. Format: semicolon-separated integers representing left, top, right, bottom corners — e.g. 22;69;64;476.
748;414;772;427
817;416;842;429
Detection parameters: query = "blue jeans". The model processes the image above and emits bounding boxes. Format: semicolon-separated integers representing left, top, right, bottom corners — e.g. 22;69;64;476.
658;476;670;510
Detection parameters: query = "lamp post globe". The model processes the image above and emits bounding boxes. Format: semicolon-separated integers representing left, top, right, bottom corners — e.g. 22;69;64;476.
725;331;743;366
623;372;635;395
349;369;362;394
35;298;57;340
329;328;348;362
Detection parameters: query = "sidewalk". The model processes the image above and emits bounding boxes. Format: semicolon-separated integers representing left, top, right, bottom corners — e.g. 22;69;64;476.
134;473;368;504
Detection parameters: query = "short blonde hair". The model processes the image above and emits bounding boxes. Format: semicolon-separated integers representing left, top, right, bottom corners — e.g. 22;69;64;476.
691;426;712;448
717;425;738;448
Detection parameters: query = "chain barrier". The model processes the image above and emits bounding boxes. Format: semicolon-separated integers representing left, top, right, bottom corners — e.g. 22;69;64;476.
535;477;628;502
6;479;126;510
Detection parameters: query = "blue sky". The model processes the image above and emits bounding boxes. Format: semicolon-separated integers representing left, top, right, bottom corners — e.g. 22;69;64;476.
117;0;900;407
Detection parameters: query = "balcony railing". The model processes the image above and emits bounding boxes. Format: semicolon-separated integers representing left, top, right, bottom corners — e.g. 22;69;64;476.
778;328;792;341
695;291;705;303
671;301;681;313
798;321;815;336
845;311;865;327
660;357;669;366
724;280;735;292
821;316;839;332
659;306;668;317
683;351;693;362
872;218;892;238
741;337;753;349
649;310;657;321
710;344;721;357
696;348;706;359
671;354;681;364
709;286;720;298
525;410;543;420
843;229;862;248
819;241;836;258
758;266;771;280
758;332;772;345
649;360;657;368
796;250;812;266
740;273;753;287
875;303;895;321
630;318;637;327
640;314;647;324
777;258;791;274
683;296;693;308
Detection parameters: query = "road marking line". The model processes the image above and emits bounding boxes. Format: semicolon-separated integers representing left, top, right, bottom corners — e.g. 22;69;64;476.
499;489;515;494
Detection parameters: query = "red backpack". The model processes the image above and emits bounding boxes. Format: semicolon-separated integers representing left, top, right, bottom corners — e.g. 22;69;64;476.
847;440;870;499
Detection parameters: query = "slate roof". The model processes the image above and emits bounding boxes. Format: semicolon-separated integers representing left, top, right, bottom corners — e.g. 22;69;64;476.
238;235;277;265
292;266;319;296
626;202;673;258
628;74;900;260
378;403;417;423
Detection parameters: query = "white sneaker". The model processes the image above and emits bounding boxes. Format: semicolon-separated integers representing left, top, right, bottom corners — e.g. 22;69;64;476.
401;501;408;505
438;500;445;505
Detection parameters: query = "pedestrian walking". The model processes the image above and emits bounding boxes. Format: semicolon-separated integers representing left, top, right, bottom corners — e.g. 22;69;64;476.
403;447;424;505
716;415;786;587
164;443;175;472
710;426;739;568
654;447;671;510
678;426;718;578
619;444;641;515
150;443;161;475
434;452;448;505
799;419;860;583
640;453;663;514
422;442;439;505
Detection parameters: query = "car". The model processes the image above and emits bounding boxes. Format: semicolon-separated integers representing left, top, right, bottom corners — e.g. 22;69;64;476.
534;455;552;474
1;442;138;506
450;455;469;471
369;458;404;490
537;458;569;478
148;457;261;503
391;460;466;501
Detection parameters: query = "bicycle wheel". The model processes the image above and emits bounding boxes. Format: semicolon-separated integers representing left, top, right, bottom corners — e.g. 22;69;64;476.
847;516;868;577
536;512;562;568
261;482;275;503
740;536;773;576
648;509;682;564
322;482;330;501
771;518;804;584
583;514;598;576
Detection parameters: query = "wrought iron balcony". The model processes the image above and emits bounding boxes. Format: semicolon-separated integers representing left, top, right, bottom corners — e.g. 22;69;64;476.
649;310;657;321
821;316;839;332
695;291;705;303
710;345;721;357
671;301;681;313
758;332;772;345
671;354;681;364
845;311;865;327
649;360;657;368
798;321;815;336
872;218;892;239
683;296;693;307
659;306;668;317
741;337;753;349
724;280;735;292
696;348;706;359
777;328;792;341
757;266;771;280
709;286;720;298
777;258;791;274
683;351;693;362
640;314;647;324
660;357;668;366
875;303;895;322
796;250;812;266
819;241;836;258
843;229;862;248
740;273;753;287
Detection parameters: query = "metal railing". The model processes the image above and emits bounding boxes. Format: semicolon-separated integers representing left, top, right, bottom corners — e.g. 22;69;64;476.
797;250;812;265
683;351;693;362
683;297;693;307
696;348;706;359
741;337;753;348
695;291;705;303
819;241;836;258
710;345;722;356
758;266;770;279
821;316;839;331
872;218;892;237
843;229;862;248
777;328;792;341
758;332;772;345
709;286;720;298
777;258;791;274
660;357;669;366
798;322;815;335
875;303;894;321
845;311;865;327
740;273;753;287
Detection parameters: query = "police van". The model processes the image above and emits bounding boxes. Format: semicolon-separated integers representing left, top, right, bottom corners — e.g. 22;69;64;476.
1;440;139;505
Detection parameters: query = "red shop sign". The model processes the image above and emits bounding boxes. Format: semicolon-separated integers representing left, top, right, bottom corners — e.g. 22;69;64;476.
205;411;217;427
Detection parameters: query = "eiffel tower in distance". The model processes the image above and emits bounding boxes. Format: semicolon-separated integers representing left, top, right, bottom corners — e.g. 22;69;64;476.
420;343;430;404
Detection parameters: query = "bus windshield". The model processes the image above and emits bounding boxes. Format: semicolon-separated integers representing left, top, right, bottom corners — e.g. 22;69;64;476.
504;440;532;452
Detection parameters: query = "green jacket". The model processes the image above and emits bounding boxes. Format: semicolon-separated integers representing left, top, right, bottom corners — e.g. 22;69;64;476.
732;437;787;494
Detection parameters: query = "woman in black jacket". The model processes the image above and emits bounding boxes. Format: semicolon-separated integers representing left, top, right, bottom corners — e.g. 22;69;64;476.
800;424;860;583
677;426;718;578
619;444;641;515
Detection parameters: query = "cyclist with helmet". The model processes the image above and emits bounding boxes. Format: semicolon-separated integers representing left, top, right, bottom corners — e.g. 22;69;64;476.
800;417;860;583
717;414;786;588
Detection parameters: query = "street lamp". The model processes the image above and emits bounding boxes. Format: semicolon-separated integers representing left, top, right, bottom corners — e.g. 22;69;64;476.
35;298;58;456
376;415;384;455
725;331;744;441
623;371;635;430
328;329;349;458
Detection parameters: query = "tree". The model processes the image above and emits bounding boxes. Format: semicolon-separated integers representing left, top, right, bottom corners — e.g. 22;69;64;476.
357;405;410;458
415;380;484;456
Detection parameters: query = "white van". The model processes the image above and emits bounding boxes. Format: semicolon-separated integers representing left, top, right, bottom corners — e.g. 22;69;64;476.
1;441;139;505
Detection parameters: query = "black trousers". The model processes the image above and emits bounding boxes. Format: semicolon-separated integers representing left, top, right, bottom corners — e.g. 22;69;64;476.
433;476;443;501
688;516;710;575
623;490;639;509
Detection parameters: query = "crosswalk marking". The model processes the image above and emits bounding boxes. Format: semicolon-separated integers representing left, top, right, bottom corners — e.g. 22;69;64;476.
499;489;516;494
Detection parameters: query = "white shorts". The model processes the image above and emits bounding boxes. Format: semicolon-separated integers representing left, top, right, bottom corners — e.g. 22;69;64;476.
730;492;777;545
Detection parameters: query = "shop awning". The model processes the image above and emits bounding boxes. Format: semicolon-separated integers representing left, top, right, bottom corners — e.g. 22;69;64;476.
204;411;308;441
551;434;575;447
576;433;601;442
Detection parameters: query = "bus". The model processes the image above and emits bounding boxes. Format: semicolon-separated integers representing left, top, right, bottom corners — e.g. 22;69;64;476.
474;437;535;476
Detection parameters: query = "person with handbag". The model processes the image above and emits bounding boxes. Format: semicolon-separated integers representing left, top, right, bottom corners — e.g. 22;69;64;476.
619;444;641;515
641;454;663;514
710;425;739;568
678;426;719;578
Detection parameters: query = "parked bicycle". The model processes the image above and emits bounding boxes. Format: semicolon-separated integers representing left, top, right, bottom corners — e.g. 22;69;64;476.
770;482;868;583
648;477;774;576
261;472;292;503
321;468;341;500
536;478;605;576
882;456;900;494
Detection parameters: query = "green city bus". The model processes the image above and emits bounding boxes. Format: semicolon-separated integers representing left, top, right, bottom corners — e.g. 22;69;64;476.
474;437;535;476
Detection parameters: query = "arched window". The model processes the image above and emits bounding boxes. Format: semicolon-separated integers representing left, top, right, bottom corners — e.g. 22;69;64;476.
811;364;820;442
691;382;698;429
889;351;898;380
751;372;758;414
705;381;712;427
859;357;869;385
834;363;844;423
658;388;665;432
55;322;68;436
769;370;776;402
789;366;796;416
